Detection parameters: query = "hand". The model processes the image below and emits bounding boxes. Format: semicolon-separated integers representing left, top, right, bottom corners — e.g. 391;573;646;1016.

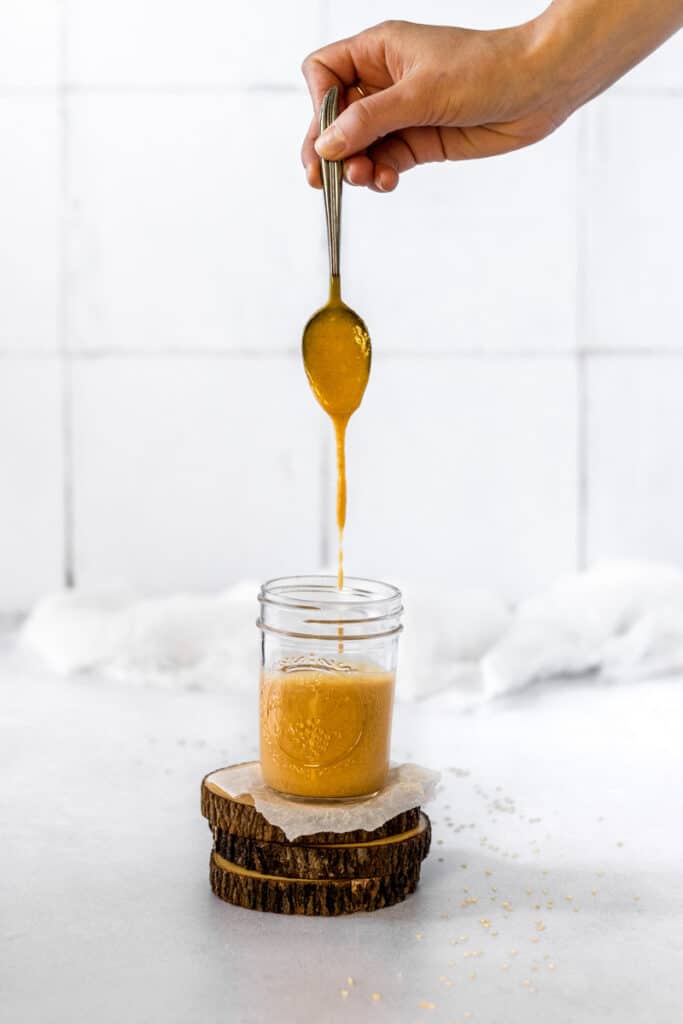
301;18;563;193
301;3;683;193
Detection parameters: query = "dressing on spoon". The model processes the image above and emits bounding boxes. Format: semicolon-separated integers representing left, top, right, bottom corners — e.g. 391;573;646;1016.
302;87;371;589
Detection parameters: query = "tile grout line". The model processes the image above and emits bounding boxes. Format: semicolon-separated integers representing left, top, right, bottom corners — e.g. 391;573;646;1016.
575;109;592;572
58;0;75;588
0;85;678;105
0;83;308;97
3;346;679;360
0;82;680;102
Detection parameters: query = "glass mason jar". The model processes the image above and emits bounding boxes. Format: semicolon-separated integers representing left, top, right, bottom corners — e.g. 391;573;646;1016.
257;576;403;801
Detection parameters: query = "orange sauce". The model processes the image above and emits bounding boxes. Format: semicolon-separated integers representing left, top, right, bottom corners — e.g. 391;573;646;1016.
259;666;395;798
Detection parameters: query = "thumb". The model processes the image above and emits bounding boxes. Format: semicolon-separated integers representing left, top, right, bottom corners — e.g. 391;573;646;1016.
314;83;417;160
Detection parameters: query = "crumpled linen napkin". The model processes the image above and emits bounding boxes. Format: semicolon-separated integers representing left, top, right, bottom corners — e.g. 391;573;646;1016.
20;583;259;691
482;560;683;698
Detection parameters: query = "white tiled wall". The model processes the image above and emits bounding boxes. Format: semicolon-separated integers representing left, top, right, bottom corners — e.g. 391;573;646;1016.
67;92;319;353
587;358;683;566
65;0;323;88
342;123;579;354
344;355;578;596
585;94;683;351
0;98;60;351
0;1;59;89
2;2;683;610
0;360;64;608
71;356;324;591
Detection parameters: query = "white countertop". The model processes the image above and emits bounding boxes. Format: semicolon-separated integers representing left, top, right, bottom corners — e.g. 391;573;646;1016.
2;639;682;1024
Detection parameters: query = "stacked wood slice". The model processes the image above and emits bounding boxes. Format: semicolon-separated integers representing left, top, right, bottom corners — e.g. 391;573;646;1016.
201;763;432;916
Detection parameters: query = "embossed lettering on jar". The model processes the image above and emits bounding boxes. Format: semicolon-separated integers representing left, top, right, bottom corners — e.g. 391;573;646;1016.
257;577;403;800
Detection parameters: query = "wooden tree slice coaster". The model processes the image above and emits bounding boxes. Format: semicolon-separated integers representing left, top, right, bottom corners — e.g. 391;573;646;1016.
201;763;433;914
213;812;431;880
210;851;423;916
201;763;421;844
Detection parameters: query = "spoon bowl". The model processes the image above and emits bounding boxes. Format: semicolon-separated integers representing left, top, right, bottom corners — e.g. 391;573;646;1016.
302;297;371;420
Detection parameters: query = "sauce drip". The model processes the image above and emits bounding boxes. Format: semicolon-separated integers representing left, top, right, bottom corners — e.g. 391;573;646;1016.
302;275;371;590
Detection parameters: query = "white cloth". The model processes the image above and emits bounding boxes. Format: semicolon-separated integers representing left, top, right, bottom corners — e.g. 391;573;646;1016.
481;561;683;698
20;583;259;691
19;561;683;702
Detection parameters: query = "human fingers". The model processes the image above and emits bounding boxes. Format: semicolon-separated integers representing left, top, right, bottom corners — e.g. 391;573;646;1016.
357;119;542;192
301;38;359;113
300;39;357;187
342;154;372;187
314;79;421;161
302;115;323;188
302;83;376;187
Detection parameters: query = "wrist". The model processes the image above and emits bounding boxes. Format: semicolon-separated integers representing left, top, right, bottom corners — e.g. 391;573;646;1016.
520;6;585;124
530;0;683;117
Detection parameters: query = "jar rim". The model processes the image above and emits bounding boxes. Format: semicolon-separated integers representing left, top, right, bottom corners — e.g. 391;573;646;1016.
258;574;402;612
257;575;403;641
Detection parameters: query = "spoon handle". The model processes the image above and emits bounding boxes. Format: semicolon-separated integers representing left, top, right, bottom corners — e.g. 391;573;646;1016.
319;86;342;279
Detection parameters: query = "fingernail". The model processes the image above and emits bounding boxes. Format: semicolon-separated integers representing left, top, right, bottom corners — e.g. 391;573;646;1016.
315;126;345;159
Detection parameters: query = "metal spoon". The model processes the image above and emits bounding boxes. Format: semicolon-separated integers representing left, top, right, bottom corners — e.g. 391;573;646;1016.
301;86;372;424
